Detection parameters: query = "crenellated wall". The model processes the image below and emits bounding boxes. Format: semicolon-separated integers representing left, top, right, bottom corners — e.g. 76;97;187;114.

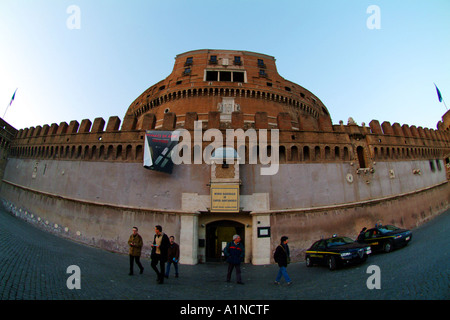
9;111;450;169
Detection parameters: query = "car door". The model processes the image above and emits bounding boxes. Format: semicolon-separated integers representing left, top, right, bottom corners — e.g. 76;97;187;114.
307;240;325;265
315;240;328;266
364;228;383;251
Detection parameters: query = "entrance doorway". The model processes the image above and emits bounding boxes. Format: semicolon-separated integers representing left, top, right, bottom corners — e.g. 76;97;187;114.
205;220;245;262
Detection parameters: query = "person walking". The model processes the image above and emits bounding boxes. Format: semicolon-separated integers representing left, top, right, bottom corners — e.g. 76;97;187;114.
273;236;292;285
165;236;180;278
151;225;170;284
224;234;245;284
127;227;144;275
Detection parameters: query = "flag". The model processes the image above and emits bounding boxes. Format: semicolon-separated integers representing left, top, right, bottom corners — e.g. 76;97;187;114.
9;88;17;106
434;83;443;103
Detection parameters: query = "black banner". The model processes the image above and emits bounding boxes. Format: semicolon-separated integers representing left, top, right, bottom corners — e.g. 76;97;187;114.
143;130;180;174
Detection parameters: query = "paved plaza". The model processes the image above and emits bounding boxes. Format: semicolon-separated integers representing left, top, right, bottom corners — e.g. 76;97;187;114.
1;205;449;301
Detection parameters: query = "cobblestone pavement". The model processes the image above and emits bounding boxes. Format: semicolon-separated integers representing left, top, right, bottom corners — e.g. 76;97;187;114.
0;205;449;301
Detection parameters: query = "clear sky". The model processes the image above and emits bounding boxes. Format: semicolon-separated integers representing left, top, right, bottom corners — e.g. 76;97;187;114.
1;0;449;131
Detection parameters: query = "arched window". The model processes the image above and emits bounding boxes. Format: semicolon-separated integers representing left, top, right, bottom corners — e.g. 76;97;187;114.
357;146;366;168
334;146;340;160
343;147;349;161
279;146;286;163
291;146;299;162
303;146;310;161
325;146;331;160
126;145;133;160
314;146;320;161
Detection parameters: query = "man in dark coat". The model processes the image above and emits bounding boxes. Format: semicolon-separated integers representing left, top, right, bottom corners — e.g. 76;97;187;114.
273;236;292;285
151;225;170;284
165;236;180;278
128;226;144;275
224;234;245;284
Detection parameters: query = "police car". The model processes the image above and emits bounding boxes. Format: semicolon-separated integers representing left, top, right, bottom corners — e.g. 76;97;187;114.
356;224;412;253
305;235;371;271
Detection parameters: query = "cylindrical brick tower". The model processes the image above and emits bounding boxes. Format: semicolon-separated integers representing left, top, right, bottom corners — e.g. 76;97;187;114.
126;49;331;131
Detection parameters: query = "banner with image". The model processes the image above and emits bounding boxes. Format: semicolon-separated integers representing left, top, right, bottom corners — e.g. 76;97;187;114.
143;131;180;174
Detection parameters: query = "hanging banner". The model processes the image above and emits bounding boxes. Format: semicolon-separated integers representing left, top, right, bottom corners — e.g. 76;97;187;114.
143;131;180;174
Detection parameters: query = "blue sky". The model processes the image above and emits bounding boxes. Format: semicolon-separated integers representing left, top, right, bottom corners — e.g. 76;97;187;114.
0;0;449;131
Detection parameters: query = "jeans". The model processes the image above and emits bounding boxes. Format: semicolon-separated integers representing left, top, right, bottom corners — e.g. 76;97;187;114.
165;259;179;276
275;266;291;283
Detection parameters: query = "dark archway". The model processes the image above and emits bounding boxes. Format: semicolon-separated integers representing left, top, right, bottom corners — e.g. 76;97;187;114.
205;220;245;262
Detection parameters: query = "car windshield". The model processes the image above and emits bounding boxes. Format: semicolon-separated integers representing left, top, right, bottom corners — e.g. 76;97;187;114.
378;225;399;234
326;237;354;247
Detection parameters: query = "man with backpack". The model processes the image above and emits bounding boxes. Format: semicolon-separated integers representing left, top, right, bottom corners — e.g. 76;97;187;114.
273;236;292;285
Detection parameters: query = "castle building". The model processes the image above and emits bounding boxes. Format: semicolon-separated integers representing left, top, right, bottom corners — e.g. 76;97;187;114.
1;49;449;265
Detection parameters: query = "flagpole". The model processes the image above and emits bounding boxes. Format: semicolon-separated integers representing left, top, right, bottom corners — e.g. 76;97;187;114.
3;103;10;119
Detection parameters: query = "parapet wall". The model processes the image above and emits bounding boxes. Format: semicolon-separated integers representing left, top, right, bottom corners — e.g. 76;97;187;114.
9;112;450;167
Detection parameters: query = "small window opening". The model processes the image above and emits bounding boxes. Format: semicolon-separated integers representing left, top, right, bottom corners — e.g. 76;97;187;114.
357;146;366;168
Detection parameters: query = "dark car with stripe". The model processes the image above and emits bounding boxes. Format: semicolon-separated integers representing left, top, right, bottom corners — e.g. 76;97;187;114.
305;236;371;271
356;224;412;253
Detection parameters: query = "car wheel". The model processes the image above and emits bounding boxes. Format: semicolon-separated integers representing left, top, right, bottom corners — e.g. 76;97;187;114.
328;256;336;271
384;240;393;253
306;256;313;267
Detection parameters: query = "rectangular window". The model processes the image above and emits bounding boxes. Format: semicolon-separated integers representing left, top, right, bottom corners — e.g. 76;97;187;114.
257;59;266;68
234;56;241;65
232;71;244;82
205;70;246;82
185;57;193;66
206;71;218;81
219;71;231;82
209;55;217;64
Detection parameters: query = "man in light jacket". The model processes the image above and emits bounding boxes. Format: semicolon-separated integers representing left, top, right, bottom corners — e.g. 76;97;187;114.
128;227;144;275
